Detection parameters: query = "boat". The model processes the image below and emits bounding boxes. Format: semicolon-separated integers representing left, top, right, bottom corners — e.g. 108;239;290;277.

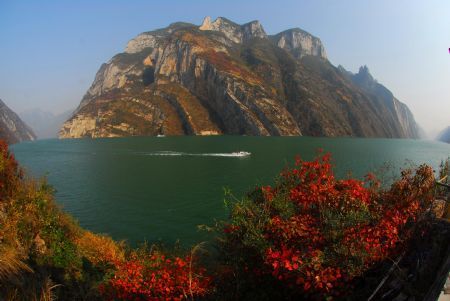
231;151;251;157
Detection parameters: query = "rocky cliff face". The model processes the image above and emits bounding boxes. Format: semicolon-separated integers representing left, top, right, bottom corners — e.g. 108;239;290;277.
0;99;36;144
60;17;420;139
338;65;420;138
199;16;267;43
270;28;327;60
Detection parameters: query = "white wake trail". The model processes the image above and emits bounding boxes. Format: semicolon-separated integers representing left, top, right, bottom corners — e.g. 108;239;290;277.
138;151;251;158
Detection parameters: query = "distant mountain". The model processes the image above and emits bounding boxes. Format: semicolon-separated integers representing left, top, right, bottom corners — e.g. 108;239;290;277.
0;99;36;144
60;16;421;139
338;65;421;138
437;126;450;143
20;108;72;139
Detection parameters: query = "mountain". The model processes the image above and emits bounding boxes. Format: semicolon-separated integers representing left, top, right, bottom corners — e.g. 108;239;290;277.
60;17;420;139
20;108;73;139
338;65;421;138
437;127;450;143
0;99;36;144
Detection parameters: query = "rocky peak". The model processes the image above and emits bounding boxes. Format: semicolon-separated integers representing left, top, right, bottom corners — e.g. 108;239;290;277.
353;65;376;88
125;34;159;54
125;22;194;54
199;16;238;31
358;65;371;75
198;16;213;30
340;65;378;91
199;16;267;43
241;20;267;41
0;99;36;144
271;28;327;60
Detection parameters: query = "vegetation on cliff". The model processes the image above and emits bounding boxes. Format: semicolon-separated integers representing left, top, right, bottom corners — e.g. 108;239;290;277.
0;139;123;299
0;140;446;300
0;141;209;300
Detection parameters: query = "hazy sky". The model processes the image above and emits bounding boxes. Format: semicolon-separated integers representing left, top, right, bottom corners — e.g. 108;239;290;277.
1;0;449;136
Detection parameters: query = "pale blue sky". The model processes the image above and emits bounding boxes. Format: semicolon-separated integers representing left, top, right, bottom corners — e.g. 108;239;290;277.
1;0;449;135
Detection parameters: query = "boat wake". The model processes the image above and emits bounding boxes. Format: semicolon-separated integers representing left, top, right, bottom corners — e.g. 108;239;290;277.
138;151;251;158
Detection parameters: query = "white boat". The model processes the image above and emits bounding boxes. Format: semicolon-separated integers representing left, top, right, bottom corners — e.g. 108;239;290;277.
231;151;251;157
156;134;165;137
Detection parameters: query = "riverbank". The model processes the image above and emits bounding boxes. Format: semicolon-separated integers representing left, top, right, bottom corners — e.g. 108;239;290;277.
2;140;449;300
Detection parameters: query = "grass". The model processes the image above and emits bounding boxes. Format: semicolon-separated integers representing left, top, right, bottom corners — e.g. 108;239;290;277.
0;246;32;281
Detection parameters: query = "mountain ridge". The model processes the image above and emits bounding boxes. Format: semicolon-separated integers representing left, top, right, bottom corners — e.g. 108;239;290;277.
20;108;73;139
437;126;450;143
60;17;420;139
0;99;36;144
338;65;421;139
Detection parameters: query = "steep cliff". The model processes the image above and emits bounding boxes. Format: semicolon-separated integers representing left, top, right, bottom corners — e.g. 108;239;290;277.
0;99;36;144
60;17;420;139
270;28;327;60
338;65;420;138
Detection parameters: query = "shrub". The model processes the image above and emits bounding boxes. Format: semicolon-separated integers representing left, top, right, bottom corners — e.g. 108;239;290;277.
0;139;22;200
75;231;125;265
218;153;435;299
99;250;211;300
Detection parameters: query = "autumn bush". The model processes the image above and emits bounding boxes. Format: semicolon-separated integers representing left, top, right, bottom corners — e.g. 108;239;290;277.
75;231;125;266
216;152;436;300
99;248;211;300
0;140;22;200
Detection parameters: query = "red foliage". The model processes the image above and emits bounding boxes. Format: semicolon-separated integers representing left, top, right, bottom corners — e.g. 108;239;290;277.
99;253;211;300
226;153;435;298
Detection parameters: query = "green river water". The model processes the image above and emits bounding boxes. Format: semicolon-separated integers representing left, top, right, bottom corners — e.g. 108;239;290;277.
11;136;450;246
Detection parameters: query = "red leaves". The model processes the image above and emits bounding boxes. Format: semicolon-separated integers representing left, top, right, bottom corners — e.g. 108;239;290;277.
269;215;323;244
236;153;435;298
261;185;274;201
100;253;210;300
223;224;240;234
